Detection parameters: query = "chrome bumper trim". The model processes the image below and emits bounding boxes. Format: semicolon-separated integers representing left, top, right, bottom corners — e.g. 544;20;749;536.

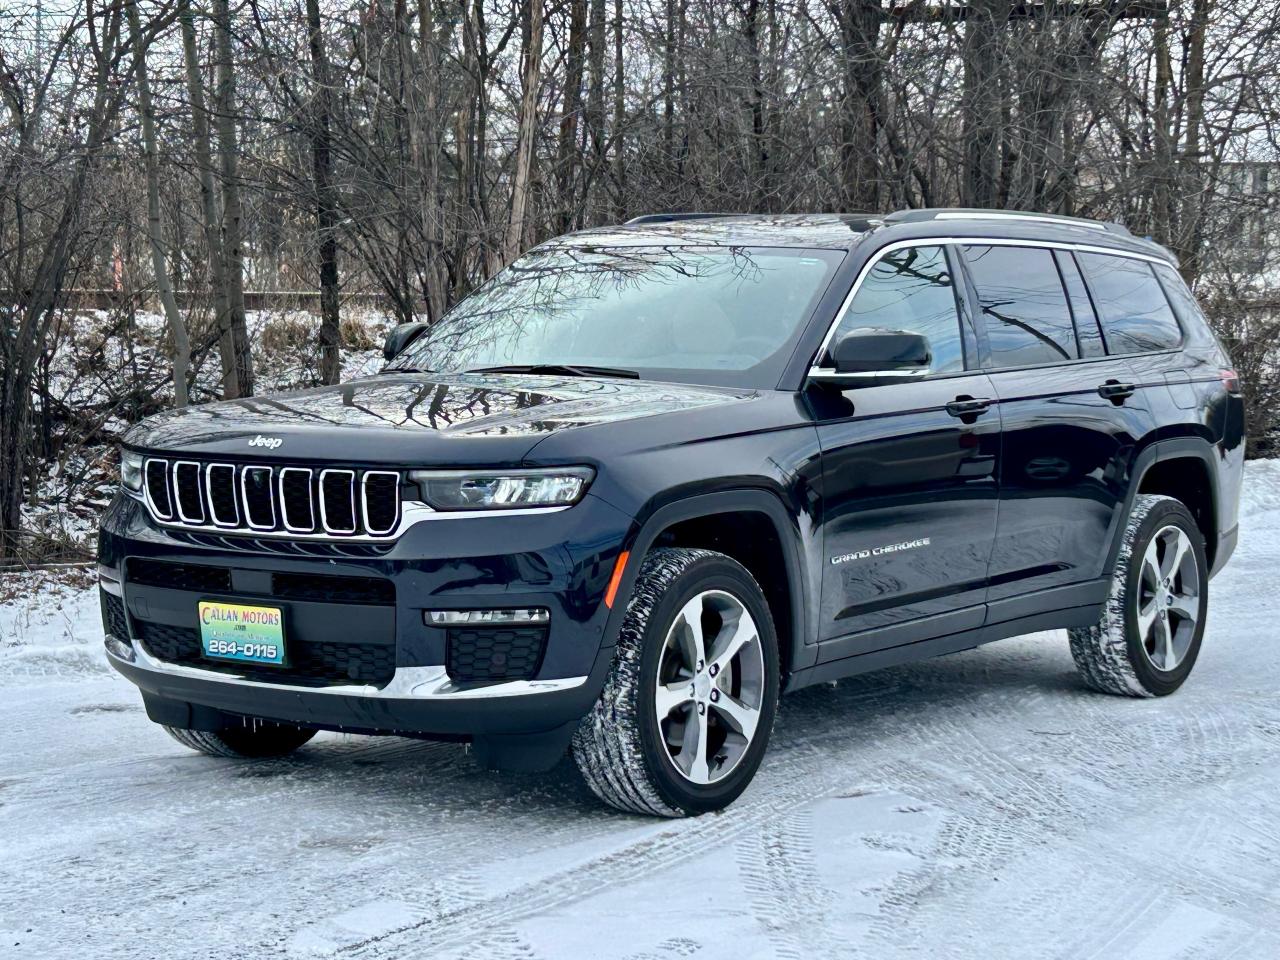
105;635;587;700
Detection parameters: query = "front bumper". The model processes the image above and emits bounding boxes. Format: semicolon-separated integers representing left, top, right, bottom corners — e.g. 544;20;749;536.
98;490;634;742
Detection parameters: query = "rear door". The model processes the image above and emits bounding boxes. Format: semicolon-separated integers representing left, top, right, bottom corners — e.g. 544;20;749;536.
959;243;1154;615
810;244;1001;658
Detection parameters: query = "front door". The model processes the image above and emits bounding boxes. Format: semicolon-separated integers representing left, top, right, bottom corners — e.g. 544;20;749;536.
810;244;1001;658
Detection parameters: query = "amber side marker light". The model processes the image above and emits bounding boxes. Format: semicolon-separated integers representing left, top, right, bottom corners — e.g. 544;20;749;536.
604;551;630;609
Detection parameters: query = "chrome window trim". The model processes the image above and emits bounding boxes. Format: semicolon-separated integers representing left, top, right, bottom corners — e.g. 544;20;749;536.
278;467;315;533
109;636;587;700
240;466;277;530
204;463;240;528
361;470;402;536
143;458;174;521
809;235;1176;380
319;468;358;535
171;460;206;525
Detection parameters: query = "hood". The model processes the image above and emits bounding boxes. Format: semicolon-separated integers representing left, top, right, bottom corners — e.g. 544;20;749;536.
123;372;753;465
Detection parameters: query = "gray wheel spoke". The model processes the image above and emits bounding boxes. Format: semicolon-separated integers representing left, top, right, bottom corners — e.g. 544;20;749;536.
1168;592;1198;622
679;708;710;782
708;613;757;676
655;681;694;719
711;692;759;742
675;597;708;672
1136;597;1159;641
1152;616;1175;670
1162;530;1191;582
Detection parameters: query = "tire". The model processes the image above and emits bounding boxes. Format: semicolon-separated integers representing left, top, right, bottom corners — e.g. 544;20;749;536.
1069;494;1208;697
572;548;781;817
164;722;316;758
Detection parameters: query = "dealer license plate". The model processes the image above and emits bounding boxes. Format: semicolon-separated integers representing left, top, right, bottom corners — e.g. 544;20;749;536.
198;600;286;665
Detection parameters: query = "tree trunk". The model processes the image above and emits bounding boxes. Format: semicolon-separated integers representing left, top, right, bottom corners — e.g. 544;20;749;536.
1177;0;1210;285
504;0;544;264
557;0;587;232
128;0;190;407
211;0;254;396
832;0;883;212
611;0;626;219
306;0;341;384
178;0;235;397
961;0;1012;208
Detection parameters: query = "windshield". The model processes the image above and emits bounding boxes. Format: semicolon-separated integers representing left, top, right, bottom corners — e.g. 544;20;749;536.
387;245;844;388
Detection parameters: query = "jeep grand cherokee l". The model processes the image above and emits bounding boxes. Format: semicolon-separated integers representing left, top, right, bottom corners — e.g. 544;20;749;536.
99;209;1244;817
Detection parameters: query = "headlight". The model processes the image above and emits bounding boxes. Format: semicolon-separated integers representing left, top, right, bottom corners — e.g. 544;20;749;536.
409;467;594;511
120;448;144;495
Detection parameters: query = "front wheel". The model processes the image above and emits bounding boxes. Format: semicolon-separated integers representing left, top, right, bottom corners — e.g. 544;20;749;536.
165;722;316;758
1069;494;1208;697
572;548;780;817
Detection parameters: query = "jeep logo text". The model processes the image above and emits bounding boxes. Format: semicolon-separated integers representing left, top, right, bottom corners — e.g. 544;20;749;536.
248;435;283;450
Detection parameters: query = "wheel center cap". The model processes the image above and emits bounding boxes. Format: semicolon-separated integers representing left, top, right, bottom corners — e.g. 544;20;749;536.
694;673;712;701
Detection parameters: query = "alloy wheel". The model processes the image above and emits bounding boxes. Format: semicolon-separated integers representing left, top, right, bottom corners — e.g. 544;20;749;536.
1135;524;1201;672
653;589;766;784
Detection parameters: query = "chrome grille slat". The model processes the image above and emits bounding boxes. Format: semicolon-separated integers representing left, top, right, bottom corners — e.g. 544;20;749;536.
319;469;357;535
204;463;239;527
241;466;276;530
144;459;174;520
136;457;403;541
172;461;206;524
279;467;316;533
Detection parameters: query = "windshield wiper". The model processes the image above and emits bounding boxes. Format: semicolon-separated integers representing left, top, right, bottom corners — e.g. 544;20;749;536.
466;363;640;380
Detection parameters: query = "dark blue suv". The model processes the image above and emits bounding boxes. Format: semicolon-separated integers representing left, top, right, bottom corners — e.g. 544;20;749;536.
100;209;1244;816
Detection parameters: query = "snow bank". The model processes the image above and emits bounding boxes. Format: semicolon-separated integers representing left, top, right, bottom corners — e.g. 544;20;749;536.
0;571;110;679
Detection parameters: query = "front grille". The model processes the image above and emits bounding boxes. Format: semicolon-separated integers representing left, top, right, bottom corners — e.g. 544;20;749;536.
136;621;395;687
447;626;547;682
140;457;402;539
127;557;232;593
101;590;128;639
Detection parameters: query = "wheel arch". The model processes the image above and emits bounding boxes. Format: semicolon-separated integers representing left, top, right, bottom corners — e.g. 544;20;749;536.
605;490;814;680
1108;437;1222;576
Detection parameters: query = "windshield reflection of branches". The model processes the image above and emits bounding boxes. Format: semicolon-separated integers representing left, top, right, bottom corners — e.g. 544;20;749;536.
393;245;770;370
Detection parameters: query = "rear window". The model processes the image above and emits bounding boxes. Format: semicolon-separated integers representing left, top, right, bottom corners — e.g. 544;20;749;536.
1152;262;1208;332
1076;253;1182;354
963;245;1078;368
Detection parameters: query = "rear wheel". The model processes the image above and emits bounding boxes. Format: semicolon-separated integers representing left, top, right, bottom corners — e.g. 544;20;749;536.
1069;494;1208;697
572;548;780;817
165;722;316;759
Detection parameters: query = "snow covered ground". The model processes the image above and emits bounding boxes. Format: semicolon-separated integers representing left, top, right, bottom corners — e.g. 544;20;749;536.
4;464;1280;959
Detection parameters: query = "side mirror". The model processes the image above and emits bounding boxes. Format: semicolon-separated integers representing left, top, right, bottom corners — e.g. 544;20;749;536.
383;322;429;361
810;328;931;386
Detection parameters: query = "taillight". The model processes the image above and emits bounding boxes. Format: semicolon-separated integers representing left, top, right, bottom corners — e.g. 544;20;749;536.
1220;368;1241;394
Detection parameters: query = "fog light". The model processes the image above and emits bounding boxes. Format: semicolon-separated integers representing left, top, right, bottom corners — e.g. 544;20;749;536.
425;608;550;626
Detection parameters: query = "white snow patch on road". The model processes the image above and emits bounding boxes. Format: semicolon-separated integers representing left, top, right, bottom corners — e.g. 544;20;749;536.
3;461;1280;959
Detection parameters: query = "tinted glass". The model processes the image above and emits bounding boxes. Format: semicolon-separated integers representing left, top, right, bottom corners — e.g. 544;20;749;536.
1077;253;1182;353
1056;251;1106;358
1152;262;1207;334
832;245;963;374
963;245;1078;368
388;246;843;389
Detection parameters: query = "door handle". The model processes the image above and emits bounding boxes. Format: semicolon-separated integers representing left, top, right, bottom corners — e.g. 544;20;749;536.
945;396;993;420
1097;379;1137;403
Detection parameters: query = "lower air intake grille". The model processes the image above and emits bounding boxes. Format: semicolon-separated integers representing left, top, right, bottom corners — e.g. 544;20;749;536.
127;558;232;593
136;621;395;687
270;572;395;606
101;590;128;639
446;626;548;682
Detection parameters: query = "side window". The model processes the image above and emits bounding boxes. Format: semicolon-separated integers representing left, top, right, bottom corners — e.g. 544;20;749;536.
1076;253;1182;354
963;245;1079;368
831;245;964;374
1152;262;1207;333
1055;251;1107;358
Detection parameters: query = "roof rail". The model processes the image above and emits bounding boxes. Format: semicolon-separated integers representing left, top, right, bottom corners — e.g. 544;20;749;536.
884;207;1131;237
624;212;735;225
